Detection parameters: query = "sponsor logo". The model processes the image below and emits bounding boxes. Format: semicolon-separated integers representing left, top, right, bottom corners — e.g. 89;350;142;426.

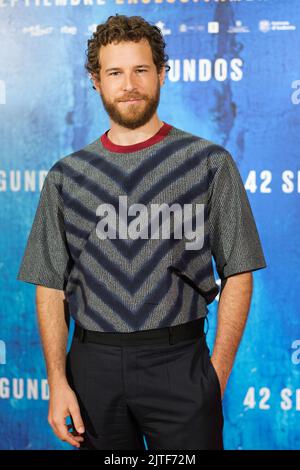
155;20;171;36
259;20;296;32
208;21;219;34
227;20;250;34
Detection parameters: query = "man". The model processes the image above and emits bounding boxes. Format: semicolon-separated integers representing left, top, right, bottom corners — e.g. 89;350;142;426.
17;14;267;450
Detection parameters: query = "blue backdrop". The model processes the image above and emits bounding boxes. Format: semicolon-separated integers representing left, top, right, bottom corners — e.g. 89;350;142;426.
1;0;299;450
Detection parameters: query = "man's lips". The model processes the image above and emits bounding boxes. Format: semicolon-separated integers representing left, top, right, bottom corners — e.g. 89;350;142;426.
119;98;143;103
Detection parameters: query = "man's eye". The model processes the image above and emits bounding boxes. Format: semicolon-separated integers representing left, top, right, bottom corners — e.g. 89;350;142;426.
109;70;147;76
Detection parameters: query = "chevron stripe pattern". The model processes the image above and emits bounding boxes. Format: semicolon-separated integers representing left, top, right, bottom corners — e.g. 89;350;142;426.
17;123;267;332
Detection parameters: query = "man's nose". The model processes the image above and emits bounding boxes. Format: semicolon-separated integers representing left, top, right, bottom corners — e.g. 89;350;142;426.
122;72;137;91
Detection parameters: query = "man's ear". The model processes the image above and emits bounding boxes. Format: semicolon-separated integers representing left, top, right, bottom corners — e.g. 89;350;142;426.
159;66;166;86
91;72;101;92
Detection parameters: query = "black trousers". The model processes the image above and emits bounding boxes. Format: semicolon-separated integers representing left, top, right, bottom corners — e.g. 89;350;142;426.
66;319;224;450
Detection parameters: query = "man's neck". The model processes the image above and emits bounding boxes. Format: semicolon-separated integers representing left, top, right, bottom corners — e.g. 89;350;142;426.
107;118;165;146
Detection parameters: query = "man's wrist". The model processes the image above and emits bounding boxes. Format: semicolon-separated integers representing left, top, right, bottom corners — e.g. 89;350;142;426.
47;371;69;388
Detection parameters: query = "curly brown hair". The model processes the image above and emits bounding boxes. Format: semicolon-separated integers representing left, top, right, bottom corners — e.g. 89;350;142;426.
85;14;171;90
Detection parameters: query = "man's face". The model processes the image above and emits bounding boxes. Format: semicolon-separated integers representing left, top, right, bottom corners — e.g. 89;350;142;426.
92;39;165;129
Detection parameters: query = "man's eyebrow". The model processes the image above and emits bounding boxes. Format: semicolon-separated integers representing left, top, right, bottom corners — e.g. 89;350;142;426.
105;65;151;72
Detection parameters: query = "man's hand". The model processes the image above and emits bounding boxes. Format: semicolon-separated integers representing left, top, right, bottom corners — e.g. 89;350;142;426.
48;379;85;448
210;272;254;401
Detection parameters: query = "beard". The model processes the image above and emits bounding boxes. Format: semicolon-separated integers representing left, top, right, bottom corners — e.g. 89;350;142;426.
99;79;161;130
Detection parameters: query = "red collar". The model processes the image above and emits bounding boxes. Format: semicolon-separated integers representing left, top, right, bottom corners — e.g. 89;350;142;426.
100;122;173;153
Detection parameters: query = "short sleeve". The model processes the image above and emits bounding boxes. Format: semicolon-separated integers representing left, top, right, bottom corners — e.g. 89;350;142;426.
208;150;267;280
16;166;73;290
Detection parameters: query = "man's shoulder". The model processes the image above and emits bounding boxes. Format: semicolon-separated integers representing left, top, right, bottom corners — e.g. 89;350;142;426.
44;138;100;181
169;124;231;166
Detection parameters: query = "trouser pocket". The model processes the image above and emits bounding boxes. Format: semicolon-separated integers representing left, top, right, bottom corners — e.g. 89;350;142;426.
203;341;224;429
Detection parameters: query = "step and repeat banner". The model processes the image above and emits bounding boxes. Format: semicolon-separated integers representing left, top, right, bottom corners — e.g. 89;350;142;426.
1;0;299;450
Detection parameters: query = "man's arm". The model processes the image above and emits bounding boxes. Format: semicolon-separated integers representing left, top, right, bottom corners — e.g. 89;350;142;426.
35;286;85;448
210;271;253;399
35;286;69;388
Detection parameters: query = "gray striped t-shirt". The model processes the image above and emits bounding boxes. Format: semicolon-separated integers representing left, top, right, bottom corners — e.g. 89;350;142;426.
17;122;267;332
